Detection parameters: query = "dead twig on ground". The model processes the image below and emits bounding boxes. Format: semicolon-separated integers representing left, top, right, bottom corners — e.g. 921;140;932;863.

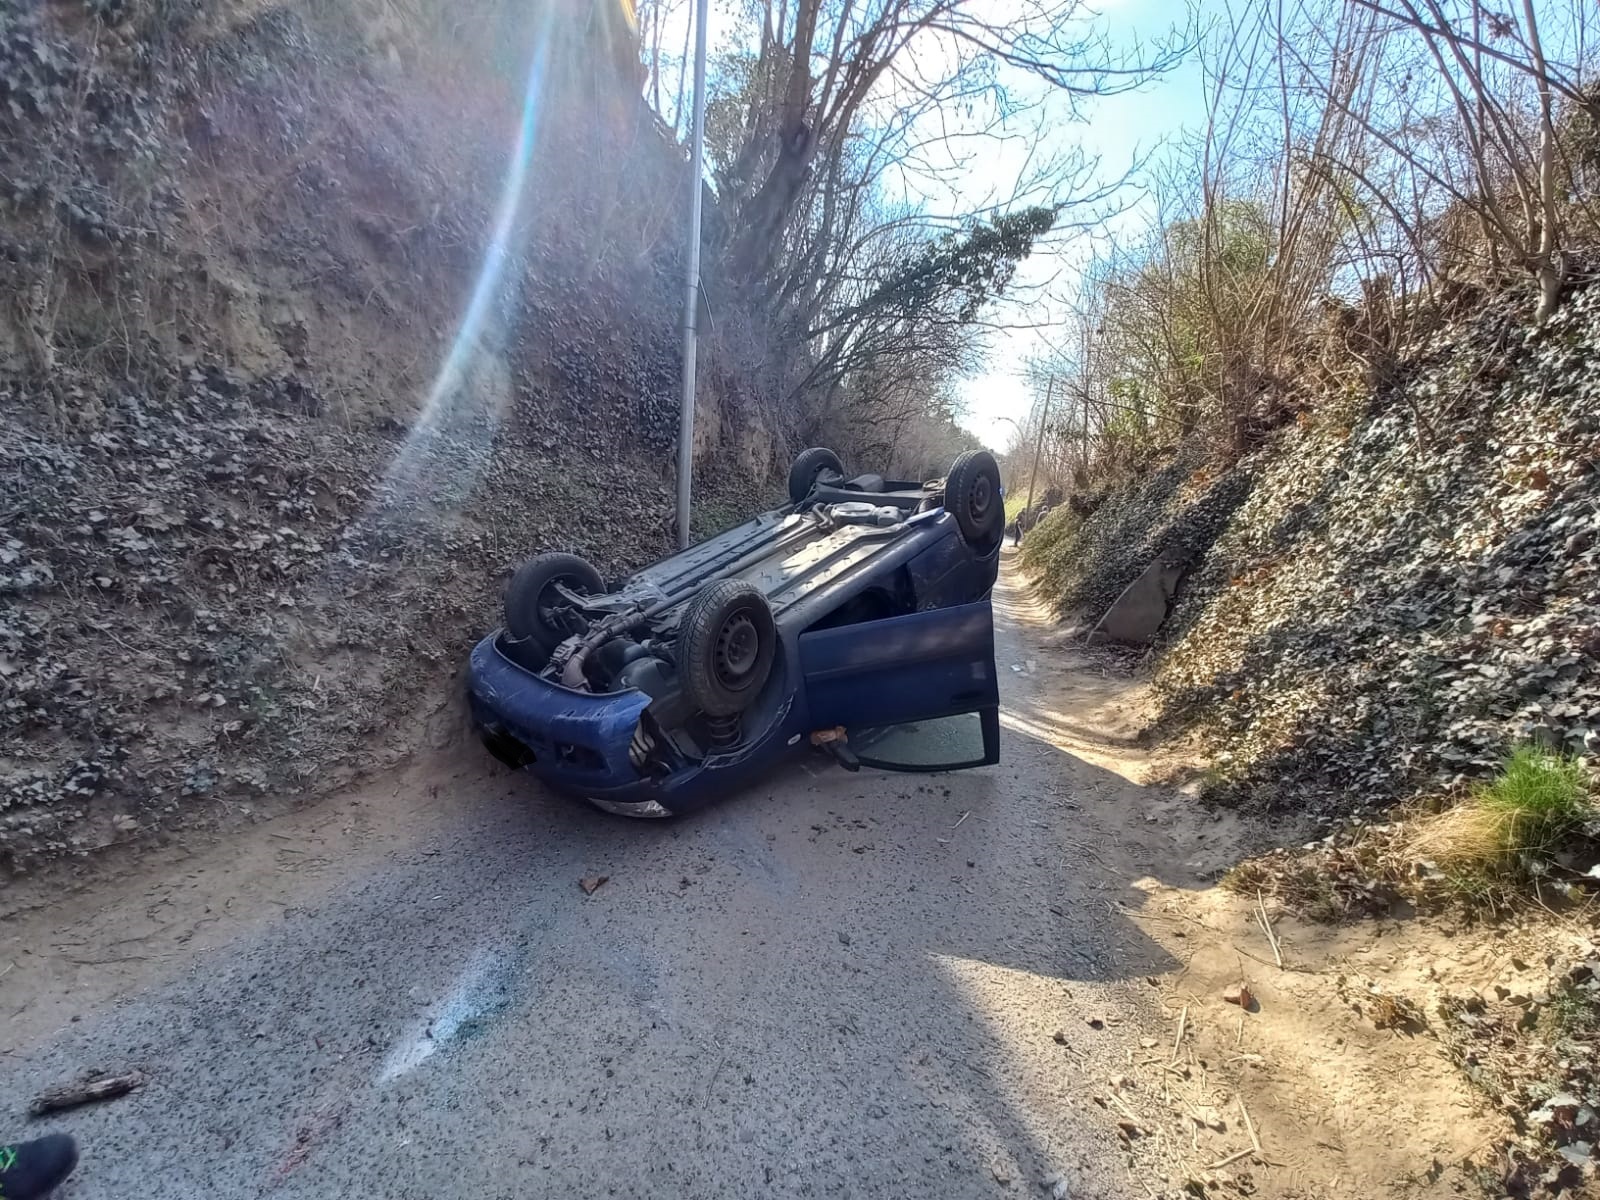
29;1071;145;1116
1232;943;1315;974
703;1046;730;1105
1255;890;1283;967
1208;1147;1256;1170
1106;1089;1142;1127
1171;1004;1188;1064
1238;1093;1262;1155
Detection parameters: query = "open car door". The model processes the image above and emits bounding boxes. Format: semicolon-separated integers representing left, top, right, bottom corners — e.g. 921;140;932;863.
798;600;1000;772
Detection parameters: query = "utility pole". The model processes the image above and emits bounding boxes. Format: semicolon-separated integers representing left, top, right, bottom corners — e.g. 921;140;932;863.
675;0;710;550
1025;376;1055;509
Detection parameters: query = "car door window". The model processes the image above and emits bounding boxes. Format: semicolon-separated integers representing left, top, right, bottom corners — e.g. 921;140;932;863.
852;709;995;772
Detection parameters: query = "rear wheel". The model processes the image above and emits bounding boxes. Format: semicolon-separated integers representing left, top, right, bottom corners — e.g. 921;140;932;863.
945;450;1004;554
677;580;777;717
787;447;845;505
504;552;604;669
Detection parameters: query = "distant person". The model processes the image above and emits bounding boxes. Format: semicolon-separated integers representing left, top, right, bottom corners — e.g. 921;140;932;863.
1013;502;1053;546
0;1133;78;1199
1009;506;1030;546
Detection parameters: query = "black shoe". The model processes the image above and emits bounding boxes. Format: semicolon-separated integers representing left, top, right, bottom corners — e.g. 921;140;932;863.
0;1133;79;1199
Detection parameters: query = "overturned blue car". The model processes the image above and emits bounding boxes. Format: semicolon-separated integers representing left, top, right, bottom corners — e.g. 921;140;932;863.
467;447;1005;817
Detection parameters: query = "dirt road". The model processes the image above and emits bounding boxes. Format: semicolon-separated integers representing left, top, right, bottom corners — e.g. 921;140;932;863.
0;555;1497;1199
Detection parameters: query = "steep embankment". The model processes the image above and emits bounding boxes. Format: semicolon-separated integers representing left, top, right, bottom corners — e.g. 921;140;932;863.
0;1;771;873
1026;285;1600;821
1023;284;1600;1199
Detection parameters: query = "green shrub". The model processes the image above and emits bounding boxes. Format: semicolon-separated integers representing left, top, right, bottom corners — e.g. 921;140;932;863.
1475;746;1593;858
1411;746;1594;878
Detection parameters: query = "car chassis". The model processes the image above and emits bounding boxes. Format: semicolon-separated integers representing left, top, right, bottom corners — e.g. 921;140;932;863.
467;447;1006;816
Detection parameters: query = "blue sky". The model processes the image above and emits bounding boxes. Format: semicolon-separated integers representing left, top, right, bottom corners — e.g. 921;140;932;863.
943;0;1203;451
650;0;1203;451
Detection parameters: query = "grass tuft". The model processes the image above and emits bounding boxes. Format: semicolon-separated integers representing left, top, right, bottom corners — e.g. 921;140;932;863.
1410;746;1593;876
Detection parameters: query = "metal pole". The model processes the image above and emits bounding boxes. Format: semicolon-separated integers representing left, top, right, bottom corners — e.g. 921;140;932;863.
675;0;710;550
1025;377;1054;509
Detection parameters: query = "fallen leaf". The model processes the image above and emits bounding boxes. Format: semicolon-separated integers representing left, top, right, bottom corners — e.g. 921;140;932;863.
579;875;609;895
1223;983;1254;1009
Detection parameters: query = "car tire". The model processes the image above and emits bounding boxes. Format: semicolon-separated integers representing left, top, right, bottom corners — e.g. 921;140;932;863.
504;552;604;669
787;447;845;504
945;449;1005;554
677;580;777;717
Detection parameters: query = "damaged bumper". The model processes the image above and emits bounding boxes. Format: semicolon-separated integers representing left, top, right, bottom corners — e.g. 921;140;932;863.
467;633;651;794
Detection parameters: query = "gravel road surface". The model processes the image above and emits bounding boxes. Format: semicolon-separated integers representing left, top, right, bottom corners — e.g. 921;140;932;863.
2;557;1179;1199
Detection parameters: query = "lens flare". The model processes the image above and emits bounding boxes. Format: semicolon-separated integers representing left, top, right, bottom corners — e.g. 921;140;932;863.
373;26;553;519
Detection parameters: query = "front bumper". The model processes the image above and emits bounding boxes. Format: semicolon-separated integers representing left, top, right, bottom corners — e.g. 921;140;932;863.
467;633;807;817
467;633;651;795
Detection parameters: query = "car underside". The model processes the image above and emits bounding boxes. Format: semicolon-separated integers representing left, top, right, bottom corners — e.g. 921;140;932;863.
469;447;1005;810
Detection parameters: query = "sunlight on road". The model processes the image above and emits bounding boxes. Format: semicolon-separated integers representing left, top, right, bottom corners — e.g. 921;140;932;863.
1000;708;1146;785
927;951;1101;1179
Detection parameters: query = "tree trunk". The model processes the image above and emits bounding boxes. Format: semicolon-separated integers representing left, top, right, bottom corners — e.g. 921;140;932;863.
1534;258;1563;324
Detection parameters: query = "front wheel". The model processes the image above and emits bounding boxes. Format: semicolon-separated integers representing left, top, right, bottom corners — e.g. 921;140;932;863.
504;552;604;669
